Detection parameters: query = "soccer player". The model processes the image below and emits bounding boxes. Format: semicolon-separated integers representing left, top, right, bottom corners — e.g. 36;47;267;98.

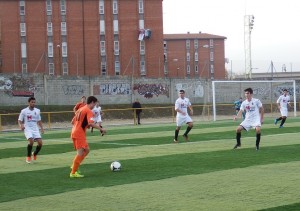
234;97;245;120
18;97;44;163
132;99;142;125
274;89;291;128
91;101;106;135
73;95;86;113
70;96;104;178
174;90;193;143
233;87;264;150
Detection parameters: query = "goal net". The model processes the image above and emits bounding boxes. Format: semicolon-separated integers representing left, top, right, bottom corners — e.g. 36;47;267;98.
212;80;297;121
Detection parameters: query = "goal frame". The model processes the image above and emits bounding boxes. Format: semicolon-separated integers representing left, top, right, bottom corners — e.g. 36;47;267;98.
212;80;297;121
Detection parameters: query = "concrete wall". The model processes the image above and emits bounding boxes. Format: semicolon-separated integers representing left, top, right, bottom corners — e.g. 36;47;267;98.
0;74;299;107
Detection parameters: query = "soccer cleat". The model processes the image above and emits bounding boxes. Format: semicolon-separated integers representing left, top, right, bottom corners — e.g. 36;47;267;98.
26;156;31;164
279;125;283;128
70;166;81;174
274;119;278;125
32;152;37;161
70;172;84;178
256;146;259;151
173;139;179;143
233;144;241;149
183;134;189;142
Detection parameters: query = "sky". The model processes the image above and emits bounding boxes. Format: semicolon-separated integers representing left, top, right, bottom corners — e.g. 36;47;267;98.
163;0;300;75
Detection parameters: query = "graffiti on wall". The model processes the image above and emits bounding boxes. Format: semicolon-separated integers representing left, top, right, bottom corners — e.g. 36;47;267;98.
62;85;85;95
97;83;131;95
0;75;35;97
176;82;204;98
133;83;169;98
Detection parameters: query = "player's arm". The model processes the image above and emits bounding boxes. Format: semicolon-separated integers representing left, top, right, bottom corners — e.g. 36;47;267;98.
259;106;264;124
175;104;185;115
188;105;193;116
18;120;25;130
234;109;243;121
38;120;44;134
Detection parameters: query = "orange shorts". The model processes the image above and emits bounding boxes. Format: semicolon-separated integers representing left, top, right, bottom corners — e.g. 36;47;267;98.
72;138;89;150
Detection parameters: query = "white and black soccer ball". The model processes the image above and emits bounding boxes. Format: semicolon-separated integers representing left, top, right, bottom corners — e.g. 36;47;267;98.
110;161;121;172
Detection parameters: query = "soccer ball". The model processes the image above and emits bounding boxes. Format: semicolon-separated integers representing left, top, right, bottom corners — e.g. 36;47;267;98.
110;161;121;172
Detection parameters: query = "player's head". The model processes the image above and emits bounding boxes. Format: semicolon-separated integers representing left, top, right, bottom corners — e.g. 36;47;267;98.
179;90;185;98
239;97;243;101
87;96;98;109
28;97;36;108
81;96;86;103
244;88;253;94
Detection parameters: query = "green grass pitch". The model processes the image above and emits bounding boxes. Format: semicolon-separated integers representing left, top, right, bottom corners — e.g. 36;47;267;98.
1;117;300;210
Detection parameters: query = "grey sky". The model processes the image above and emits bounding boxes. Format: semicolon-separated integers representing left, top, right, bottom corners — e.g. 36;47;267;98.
163;0;300;75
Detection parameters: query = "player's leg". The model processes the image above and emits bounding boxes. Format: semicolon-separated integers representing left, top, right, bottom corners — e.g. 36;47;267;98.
279;109;288;128
70;140;89;178
32;138;43;160
255;127;261;150
183;120;193;141
234;125;244;149
26;137;34;163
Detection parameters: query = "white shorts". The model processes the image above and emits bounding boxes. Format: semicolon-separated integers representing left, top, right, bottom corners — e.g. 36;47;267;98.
176;115;193;127
280;108;288;117
240;119;261;131
92;116;102;123
24;129;42;140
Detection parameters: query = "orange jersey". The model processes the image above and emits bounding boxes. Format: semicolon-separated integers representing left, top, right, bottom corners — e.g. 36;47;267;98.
73;102;86;112
71;105;94;139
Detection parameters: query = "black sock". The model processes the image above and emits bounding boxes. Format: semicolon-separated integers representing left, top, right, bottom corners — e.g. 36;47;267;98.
184;126;192;136
277;117;282;121
256;133;261;147
34;145;42;156
175;130;179;140
236;133;241;145
27;144;33;157
280;118;286;126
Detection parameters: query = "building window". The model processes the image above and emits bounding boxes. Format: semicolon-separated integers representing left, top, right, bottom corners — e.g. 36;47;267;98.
186;40;190;49
194;52;198;61
210;52;214;61
115;61;120;75
114;41;119;55
20;0;25;15
195;65;198;73
113;0;118;14
139;20;144;30
46;0;52;15
138;0;144;14
22;63;27;74
61;22;67;35
113;20;119;34
99;0;104;14
140;41;145;55
100;41;106;56
101;61;106;75
60;0;66;15
210;39;214;48
62;42;67;57
140;61;145;72
186;52;190;62
62;62;68;75
20;23;26;36
47;22;53;36
21;43;27;58
194;40;198;49
187;65;190;74
48;43;53;57
210;64;214;74
100;20;105;35
49;63;54;75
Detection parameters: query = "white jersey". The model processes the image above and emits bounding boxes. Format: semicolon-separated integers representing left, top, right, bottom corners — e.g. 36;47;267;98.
92;106;102;123
277;95;290;109
18;107;41;131
240;98;263;131
175;97;192;126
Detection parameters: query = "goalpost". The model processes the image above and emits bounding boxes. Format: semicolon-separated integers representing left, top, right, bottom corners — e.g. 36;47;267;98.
212;80;297;121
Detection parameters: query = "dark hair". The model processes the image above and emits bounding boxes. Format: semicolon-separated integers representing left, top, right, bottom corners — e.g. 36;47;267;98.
283;89;287;91
244;88;253;94
28;97;36;102
87;96;98;104
179;90;185;94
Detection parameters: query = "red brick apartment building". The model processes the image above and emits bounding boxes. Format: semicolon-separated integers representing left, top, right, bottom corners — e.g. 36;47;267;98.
164;33;226;79
0;0;226;79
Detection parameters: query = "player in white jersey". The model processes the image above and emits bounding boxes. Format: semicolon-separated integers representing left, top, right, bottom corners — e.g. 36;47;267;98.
233;88;264;150
174;90;193;143
18;97;44;163
91;101;106;135
274;89;291;128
